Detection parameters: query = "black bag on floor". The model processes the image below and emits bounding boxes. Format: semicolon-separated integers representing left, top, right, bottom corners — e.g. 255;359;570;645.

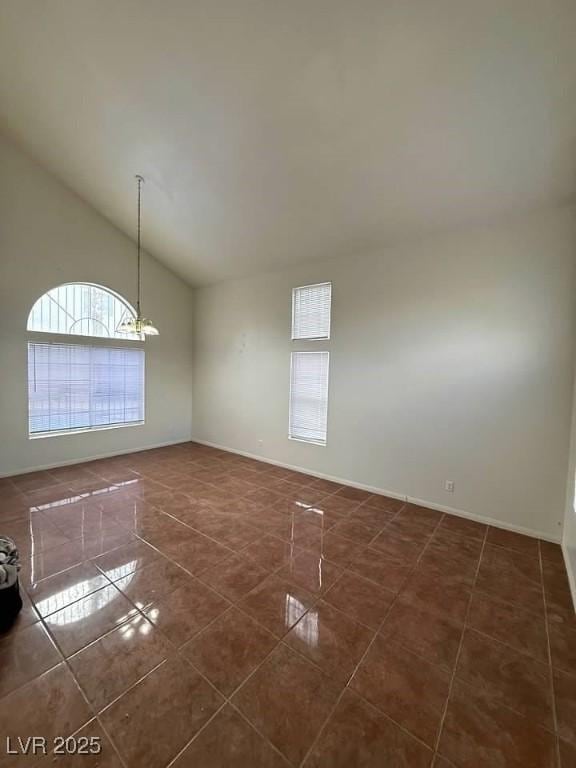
0;536;22;632
0;577;23;632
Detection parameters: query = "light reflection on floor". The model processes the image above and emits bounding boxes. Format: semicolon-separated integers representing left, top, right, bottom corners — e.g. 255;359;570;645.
285;593;319;647
33;478;139;511
38;561;136;623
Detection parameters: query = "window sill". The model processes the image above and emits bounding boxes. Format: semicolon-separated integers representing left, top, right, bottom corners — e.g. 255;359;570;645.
288;435;327;447
29;421;145;440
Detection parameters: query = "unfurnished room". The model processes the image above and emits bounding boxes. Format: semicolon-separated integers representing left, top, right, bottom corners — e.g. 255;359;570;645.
0;2;575;767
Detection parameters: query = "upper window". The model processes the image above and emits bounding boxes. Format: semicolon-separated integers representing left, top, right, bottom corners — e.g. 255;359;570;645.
27;283;140;341
291;282;332;340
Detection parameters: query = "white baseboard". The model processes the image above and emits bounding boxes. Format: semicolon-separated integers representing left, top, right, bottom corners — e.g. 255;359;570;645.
404;494;561;544
562;542;576;613
0;438;191;478
193;438;409;502
2;433;564;546
192;437;562;544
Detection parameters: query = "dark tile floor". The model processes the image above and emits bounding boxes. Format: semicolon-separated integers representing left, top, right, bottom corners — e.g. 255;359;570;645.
0;442;574;767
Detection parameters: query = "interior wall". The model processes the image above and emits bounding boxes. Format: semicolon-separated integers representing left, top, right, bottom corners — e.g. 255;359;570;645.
192;206;576;541
0;131;194;476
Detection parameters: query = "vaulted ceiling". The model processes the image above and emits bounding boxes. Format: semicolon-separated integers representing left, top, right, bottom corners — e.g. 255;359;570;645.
1;0;575;285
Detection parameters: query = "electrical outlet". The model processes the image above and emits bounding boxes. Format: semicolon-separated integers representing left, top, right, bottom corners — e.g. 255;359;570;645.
257;439;263;447
444;480;454;493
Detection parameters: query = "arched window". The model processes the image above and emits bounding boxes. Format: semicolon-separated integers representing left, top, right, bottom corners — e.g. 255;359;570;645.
27;283;145;438
27;283;140;340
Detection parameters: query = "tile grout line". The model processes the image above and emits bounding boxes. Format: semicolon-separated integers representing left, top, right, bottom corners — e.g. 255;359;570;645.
110;486;403;629
93;715;130;768
59;577;228;768
54;626;131;768
178;643;294;768
124;476;369;561
6;488;400;711
62;599;234;768
449;541;563;738
430;524;489;761
56;714;129;768
227;702;293;767
9;462;401;604
169;501;412;759
165;623;295;767
97;657;169;716
27;572;178;765
86;500;331;663
296;508;444;767
34;511;318;766
163;698;229;768
455;622;555;676
155;506;412;766
0;580;140;704
540;539;562;768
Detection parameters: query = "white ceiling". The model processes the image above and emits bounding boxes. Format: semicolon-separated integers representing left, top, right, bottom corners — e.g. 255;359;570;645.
1;1;575;286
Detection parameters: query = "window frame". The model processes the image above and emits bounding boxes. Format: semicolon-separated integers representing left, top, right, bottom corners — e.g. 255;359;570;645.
27;281;141;341
288;281;332;447
27;337;146;440
26;283;146;440
288;351;330;447
291;282;332;341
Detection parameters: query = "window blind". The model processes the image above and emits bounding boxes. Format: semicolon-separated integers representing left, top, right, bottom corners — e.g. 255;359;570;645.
291;282;331;340
289;351;329;445
28;342;144;436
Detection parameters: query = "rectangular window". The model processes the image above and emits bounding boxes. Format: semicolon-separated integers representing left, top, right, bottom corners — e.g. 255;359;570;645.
28;342;144;437
291;282;332;340
289;351;329;445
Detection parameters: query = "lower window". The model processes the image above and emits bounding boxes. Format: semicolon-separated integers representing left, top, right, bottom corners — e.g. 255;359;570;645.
28;342;144;437
289;351;329;445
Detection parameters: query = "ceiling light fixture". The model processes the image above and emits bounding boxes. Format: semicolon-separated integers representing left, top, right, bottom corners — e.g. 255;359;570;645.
119;175;159;336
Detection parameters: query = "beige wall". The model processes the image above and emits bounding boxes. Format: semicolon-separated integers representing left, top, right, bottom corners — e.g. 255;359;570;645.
0;132;194;475
192;207;576;541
